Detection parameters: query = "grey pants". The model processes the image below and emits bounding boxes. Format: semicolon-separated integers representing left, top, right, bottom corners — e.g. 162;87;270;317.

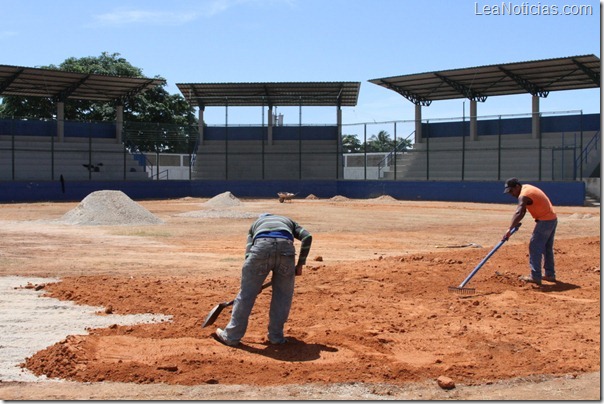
223;237;296;343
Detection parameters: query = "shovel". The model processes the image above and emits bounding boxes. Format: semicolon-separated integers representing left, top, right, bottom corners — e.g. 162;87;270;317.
448;224;521;295
201;281;272;328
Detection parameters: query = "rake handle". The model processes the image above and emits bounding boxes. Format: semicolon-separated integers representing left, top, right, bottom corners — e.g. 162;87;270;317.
457;224;521;289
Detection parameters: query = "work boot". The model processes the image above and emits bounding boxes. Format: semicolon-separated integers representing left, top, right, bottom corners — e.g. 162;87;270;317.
519;275;541;286
215;328;239;346
268;337;288;345
543;275;557;282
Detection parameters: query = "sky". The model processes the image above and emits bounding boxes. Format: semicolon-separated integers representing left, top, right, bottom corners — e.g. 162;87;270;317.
1;0;601;132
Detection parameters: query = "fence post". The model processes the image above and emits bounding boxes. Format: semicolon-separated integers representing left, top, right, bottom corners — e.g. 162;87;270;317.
462;104;466;181
393;121;397;180
425;120;430;180
88;134;92;181
573;133;578;180
497;116;502;180
51;130;55;181
363;124;367;180
225;99;229;180
538;112;542;181
123;140;127;180
579;111;584;181
156;151;160;180
299;97;302;180
11;132;15;180
261;102;266;180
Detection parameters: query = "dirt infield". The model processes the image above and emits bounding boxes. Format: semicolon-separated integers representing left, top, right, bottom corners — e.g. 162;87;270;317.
0;195;600;400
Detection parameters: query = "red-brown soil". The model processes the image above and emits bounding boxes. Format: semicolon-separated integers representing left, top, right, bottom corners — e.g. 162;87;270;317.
0;197;600;400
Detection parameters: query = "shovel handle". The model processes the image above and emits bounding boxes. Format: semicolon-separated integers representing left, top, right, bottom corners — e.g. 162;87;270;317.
225;280;273;306
201;280;273;328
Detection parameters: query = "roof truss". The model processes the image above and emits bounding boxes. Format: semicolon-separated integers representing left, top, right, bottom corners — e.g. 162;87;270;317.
0;64;165;102
369;55;600;105
176;82;361;107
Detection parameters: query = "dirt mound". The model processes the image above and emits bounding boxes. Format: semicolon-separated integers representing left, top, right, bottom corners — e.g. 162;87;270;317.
306;194;319;200
178;210;259;219
568;213;594;219
178;192;255;219
371;195;397;202
203;192;242;208
329;195;350;201
23;237;600;389
60;191;163;226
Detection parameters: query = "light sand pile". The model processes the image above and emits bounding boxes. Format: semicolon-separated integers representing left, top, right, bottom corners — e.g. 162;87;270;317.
568;213;594;219
178;210;259;219
178;191;258;219
306;194;319;200
371;195;398;202
203;191;242;208
329;195;350;201
61;190;163;226
0;276;171;382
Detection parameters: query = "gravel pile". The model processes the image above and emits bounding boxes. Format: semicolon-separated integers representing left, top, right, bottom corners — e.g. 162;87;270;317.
371;195;398;202
329;195;350;201
203;191;242;208
61;190;163;226
178;191;259;219
178;210;259;219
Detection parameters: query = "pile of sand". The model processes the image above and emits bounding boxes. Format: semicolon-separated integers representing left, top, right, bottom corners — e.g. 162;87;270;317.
306;194;319;200
178;191;258;219
371;195;398;202
329;195;350;201
203;191;242;208
568;213;594;219
60;190;163;226
178;210;259;219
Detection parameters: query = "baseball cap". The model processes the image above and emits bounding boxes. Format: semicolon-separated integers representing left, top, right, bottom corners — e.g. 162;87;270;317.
503;177;521;193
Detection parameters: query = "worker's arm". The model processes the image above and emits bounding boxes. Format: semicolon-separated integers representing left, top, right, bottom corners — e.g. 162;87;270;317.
503;195;530;240
295;231;312;276
244;228;254;258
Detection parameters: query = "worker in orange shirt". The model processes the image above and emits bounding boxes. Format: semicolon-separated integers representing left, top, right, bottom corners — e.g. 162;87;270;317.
503;178;558;286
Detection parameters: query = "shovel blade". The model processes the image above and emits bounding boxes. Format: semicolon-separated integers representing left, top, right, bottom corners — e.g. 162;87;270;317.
201;281;272;328
201;302;230;328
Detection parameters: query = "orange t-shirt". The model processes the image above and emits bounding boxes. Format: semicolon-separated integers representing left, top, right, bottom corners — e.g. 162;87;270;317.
520;184;557;221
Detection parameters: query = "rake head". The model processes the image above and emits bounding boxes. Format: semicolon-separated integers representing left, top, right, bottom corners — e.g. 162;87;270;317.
448;286;476;295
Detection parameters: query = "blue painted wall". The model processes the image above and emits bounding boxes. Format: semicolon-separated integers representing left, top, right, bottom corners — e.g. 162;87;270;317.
0;179;585;206
204;125;338;141
0;119;116;138
423;113;600;138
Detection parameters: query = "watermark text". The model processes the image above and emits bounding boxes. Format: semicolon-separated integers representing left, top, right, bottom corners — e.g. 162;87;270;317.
474;2;593;16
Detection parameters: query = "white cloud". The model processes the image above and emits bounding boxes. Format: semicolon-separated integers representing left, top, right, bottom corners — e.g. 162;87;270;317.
0;31;17;39
94;8;199;26
93;0;295;26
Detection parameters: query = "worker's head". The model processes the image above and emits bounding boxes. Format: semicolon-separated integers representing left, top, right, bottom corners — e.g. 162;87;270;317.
503;177;522;196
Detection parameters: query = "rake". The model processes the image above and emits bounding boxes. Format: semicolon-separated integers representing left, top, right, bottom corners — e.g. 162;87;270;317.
448;224;521;295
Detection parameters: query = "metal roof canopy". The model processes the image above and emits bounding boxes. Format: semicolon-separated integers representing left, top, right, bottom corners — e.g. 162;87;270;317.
176;82;361;107
369;55;600;106
0;64;165;102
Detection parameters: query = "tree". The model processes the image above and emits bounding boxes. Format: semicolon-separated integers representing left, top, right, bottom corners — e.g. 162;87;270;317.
341;134;363;153
0;52;198;153
363;130;413;152
0;52;196;126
